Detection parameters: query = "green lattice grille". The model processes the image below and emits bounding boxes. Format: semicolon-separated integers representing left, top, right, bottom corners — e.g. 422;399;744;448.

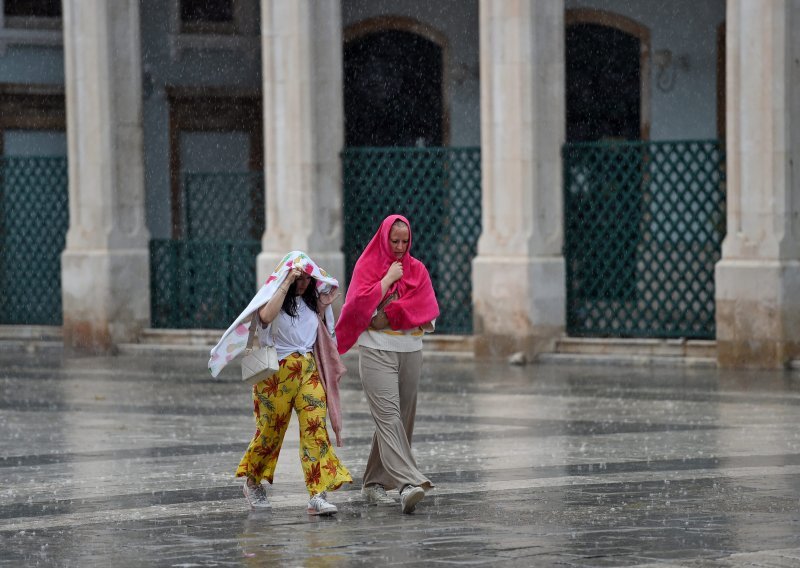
150;172;265;329
563;140;726;339
342;147;481;334
0;157;68;325
150;239;261;329
183;172;265;239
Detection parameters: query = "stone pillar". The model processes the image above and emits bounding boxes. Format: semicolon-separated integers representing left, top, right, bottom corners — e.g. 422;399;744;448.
258;0;345;286
472;0;566;359
61;0;150;351
715;0;800;369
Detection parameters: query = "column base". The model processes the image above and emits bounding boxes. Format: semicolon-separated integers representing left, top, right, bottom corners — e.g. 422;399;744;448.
473;327;564;360
61;249;150;353
715;259;800;369
472;255;565;360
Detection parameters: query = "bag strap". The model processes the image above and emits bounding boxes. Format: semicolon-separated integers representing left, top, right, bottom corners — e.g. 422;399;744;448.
247;311;276;349
246;314;259;350
377;291;398;312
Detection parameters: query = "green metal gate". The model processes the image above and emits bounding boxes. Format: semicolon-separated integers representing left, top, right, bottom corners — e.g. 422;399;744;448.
563;140;726;339
150;239;262;329
342;147;481;334
0;156;69;325
150;172;264;329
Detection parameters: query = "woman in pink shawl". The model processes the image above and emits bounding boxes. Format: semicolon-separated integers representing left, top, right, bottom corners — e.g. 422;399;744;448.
336;214;439;514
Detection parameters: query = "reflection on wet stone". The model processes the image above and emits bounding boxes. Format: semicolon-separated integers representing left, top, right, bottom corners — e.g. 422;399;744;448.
1;351;800;566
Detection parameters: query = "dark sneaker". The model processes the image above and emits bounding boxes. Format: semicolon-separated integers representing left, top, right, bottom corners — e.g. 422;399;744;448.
400;485;424;514
362;484;395;506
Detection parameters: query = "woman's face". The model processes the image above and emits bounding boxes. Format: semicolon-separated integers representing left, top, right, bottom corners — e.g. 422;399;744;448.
389;223;410;260
294;273;312;296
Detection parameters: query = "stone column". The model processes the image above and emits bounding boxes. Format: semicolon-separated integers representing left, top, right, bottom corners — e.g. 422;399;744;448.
61;0;150;351
258;0;345;286
472;0;566;359
715;0;800;368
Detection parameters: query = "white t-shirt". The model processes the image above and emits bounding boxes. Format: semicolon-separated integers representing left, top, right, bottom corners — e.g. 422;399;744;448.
260;299;318;360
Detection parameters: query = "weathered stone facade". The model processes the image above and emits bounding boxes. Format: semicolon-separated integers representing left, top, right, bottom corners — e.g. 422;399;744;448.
4;0;798;368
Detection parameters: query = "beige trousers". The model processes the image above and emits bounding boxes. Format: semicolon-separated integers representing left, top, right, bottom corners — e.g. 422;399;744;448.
358;346;433;491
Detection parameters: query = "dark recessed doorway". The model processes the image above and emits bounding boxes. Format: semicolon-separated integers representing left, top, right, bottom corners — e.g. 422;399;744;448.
344;29;443;147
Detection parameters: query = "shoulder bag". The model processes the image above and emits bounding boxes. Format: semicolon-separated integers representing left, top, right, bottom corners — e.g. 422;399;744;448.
241;314;279;384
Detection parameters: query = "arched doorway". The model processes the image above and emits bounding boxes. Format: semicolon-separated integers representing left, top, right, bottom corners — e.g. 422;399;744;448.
565;9;650;142
564;10;650;323
343;17;447;147
563;10;724;340
341;18;479;334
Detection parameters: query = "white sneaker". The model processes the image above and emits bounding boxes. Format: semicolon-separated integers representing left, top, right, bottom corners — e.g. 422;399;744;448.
307;492;338;516
400;485;424;514
243;480;271;509
362;484;395;506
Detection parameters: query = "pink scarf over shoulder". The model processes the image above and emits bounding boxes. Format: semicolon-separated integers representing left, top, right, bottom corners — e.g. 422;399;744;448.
335;214;439;354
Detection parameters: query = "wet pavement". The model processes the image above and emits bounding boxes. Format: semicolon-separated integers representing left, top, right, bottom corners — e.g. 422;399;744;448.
2;350;800;567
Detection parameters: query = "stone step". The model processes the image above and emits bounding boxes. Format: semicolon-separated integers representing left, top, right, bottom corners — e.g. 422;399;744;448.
539;336;718;367
139;328;221;346
555;336;717;359
538;352;717;368
0;325;63;353
0;325;62;341
138;327;474;351
0;325;473;359
4;326;741;368
132;328;474;360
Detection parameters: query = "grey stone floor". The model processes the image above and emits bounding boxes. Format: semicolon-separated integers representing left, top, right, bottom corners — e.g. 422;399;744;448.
2;350;800;567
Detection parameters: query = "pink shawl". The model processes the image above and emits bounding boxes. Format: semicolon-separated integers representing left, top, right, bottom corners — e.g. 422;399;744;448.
314;313;347;446
335;214;439;354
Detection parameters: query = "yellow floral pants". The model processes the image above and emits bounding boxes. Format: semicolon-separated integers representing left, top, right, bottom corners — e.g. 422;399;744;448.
236;352;352;496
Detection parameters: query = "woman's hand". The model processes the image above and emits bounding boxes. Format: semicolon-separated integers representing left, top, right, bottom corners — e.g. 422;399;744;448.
286;266;303;284
385;261;403;284
259;266;302;324
318;289;340;308
380;261;403;296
